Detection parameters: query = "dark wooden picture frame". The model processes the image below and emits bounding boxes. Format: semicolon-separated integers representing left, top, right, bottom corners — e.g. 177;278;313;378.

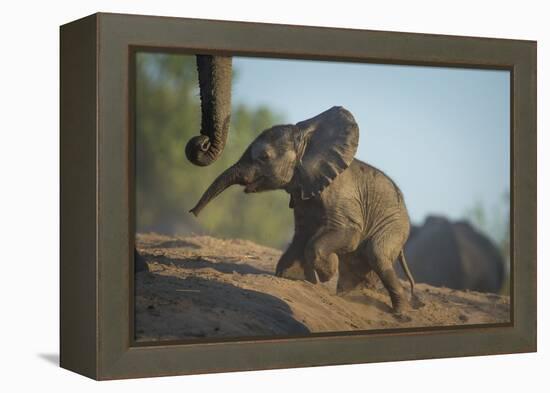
60;12;536;380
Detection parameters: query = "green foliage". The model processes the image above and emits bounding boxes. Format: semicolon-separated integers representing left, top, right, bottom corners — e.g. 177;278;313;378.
463;191;510;294
135;53;293;249
463;192;510;258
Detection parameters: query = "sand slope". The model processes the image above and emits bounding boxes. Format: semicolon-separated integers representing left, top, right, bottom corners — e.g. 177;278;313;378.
135;233;510;342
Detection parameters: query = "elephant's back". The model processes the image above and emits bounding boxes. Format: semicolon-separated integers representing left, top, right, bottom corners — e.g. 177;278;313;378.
351;159;405;207
321;159;409;237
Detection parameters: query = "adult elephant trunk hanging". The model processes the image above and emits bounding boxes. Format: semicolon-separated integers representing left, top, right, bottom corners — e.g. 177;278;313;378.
185;55;233;166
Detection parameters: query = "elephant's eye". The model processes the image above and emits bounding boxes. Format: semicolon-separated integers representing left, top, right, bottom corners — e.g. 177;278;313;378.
258;151;271;161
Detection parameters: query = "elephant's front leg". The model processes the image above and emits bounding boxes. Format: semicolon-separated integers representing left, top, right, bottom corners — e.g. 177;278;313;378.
275;236;317;283
305;229;361;283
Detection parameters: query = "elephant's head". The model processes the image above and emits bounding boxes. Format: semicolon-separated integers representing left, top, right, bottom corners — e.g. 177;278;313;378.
190;106;359;216
185;55;232;166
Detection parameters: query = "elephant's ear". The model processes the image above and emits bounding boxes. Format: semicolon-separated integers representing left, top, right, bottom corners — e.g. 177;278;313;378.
293;106;359;200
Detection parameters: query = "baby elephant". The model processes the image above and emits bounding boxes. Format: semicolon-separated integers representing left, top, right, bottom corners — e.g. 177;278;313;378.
191;106;415;313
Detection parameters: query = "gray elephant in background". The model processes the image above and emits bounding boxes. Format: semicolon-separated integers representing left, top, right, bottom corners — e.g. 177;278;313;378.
190;106;416;314
403;216;506;293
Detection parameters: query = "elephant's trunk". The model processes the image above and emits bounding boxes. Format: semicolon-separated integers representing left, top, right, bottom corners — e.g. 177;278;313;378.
185;55;232;166
190;164;245;216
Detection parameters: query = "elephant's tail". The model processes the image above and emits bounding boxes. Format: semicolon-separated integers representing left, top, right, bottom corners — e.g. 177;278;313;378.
398;250;415;296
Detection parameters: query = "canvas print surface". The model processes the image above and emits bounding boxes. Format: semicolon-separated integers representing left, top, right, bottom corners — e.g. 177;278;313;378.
133;53;510;342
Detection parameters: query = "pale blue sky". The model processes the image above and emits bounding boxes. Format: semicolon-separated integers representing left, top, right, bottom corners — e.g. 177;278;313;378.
232;57;510;228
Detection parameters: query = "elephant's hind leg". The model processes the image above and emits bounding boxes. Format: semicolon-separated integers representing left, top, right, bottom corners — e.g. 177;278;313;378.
366;229;409;313
305;229;361;283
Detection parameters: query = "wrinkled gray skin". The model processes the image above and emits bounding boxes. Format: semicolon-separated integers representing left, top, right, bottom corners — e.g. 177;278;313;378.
185;55;233;166
191;106;416;313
